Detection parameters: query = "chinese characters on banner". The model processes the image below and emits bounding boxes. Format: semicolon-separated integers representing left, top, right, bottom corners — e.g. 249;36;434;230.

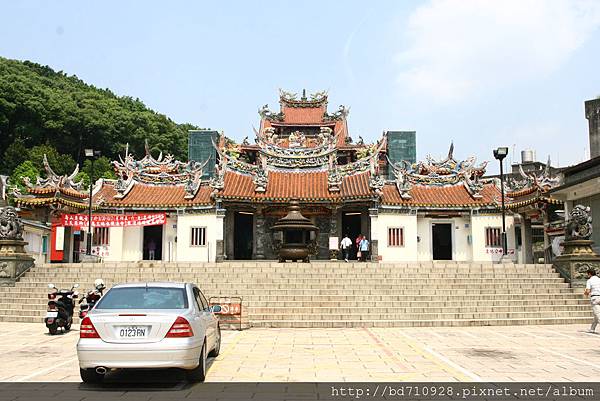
61;213;166;227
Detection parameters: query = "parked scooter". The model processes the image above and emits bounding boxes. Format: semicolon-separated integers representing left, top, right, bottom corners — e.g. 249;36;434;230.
45;283;79;335
79;279;106;319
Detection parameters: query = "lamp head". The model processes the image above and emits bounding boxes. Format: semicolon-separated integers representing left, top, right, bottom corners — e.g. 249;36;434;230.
493;147;509;161
84;149;94;157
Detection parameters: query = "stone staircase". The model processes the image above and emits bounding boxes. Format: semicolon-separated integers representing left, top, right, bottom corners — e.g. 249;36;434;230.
0;261;591;328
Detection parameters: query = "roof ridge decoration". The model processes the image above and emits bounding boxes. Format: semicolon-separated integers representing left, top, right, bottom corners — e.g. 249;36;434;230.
389;143;488;200
112;142;208;200
22;154;84;193
507;156;560;195
279;89;328;108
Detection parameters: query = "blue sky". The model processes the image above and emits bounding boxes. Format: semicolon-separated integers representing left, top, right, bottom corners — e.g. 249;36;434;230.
1;0;599;173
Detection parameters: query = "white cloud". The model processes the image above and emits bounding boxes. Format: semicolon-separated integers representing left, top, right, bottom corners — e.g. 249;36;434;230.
396;0;600;101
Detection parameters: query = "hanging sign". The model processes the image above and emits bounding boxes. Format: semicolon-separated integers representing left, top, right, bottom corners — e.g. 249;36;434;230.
61;213;166;227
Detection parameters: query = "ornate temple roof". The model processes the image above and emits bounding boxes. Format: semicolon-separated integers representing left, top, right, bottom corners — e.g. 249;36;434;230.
259;89;350;147
505;157;562;211
13;155;91;211
383;143;493;206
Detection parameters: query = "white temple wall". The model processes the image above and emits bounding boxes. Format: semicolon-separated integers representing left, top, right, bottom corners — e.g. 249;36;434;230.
375;213;418;261
104;227;124;261
417;218;432;261
122;226;143;261
176;213;220;262
163;216;178;262
471;214;516;262
454;216;471;262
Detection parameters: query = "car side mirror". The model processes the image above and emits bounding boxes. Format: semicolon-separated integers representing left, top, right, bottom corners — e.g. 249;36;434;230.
211;305;222;313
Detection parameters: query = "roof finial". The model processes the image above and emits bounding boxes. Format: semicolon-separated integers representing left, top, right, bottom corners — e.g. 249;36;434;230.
301;89;307;101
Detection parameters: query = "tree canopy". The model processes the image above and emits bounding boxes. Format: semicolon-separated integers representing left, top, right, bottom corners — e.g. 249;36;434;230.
0;57;198;176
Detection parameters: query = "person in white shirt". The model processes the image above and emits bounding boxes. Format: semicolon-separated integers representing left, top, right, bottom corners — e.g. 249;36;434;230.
340;234;352;262
584;268;600;334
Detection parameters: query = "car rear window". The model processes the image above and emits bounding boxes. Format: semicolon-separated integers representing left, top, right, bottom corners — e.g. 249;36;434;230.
95;287;188;309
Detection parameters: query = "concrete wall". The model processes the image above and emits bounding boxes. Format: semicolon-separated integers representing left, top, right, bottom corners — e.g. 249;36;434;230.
374;213;418;261
176;213;221;262
471;214;516;262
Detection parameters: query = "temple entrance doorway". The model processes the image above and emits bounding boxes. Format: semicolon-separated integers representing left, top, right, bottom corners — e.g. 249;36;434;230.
432;223;452;260
234;212;254;260
342;212;362;260
143;225;163;260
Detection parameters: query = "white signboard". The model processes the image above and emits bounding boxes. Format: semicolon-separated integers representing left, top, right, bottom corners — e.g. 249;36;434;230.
55;227;65;251
329;237;339;250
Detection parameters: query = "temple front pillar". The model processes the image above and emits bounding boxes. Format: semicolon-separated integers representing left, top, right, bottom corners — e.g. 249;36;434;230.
254;208;266;259
521;215;534;264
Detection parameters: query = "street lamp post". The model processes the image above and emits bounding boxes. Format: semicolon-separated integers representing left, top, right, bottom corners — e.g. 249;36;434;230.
84;149;101;256
493;147;509;257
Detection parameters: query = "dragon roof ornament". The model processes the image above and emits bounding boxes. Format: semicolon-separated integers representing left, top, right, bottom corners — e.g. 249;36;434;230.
389;143;488;200
22;154;84;193
508;156;560;194
112;142;208;199
279;89;328;108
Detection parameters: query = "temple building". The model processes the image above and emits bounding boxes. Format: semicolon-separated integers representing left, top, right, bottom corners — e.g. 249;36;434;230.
15;90;524;263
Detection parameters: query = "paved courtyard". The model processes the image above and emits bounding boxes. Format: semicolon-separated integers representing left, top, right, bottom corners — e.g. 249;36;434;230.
0;322;599;382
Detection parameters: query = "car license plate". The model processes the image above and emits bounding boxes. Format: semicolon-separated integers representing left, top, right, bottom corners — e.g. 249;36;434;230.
118;326;148;338
46;311;58;318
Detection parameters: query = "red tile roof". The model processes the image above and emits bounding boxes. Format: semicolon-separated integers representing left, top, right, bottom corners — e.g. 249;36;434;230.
94;182;213;208
220;171;373;202
280;106;326;124
381;183;500;207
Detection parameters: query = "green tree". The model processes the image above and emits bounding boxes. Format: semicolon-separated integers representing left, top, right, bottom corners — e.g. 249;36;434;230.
2;137;28;173
0;56;198;175
9;161;40;194
27;144;76;176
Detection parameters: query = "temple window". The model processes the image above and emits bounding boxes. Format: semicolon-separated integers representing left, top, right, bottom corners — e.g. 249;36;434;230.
93;227;110;246
388;227;405;247
485;227;502;247
191;227;207;246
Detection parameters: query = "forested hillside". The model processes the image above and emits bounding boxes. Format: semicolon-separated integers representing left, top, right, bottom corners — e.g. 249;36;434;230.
0;57;198;184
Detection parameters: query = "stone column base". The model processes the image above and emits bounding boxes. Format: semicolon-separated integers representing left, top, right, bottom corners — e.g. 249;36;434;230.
553;240;600;287
0;240;34;287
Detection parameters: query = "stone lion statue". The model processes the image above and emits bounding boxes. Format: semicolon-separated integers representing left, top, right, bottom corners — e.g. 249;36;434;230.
566;205;593;241
0;207;24;240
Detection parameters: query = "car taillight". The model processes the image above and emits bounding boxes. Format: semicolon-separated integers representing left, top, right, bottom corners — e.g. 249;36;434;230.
165;316;194;338
80;317;100;338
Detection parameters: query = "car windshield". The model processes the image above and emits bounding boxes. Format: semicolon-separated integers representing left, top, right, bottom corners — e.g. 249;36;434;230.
95;287;188;309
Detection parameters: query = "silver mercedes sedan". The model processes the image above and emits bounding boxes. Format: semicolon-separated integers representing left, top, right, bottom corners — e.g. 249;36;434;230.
76;282;221;384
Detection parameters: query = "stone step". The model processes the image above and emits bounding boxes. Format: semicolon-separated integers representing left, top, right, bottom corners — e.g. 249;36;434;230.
0;292;589;304
250;317;591;328
4;282;572;291
0;298;589;310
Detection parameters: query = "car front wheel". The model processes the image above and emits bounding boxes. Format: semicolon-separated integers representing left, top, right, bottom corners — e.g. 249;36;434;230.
186;340;207;383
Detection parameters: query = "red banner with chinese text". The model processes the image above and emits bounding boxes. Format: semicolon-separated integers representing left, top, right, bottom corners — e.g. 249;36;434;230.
60;213;166;227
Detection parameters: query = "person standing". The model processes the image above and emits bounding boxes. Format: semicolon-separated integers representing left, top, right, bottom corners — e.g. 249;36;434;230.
355;234;363;261
359;236;370;262
584;268;600;333
148;239;156;260
340;234;352;262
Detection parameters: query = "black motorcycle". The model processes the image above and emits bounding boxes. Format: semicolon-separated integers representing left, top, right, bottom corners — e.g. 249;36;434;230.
79;279;105;319
45;283;79;335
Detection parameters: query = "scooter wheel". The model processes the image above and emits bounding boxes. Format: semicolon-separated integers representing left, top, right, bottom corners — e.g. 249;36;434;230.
48;325;58;335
